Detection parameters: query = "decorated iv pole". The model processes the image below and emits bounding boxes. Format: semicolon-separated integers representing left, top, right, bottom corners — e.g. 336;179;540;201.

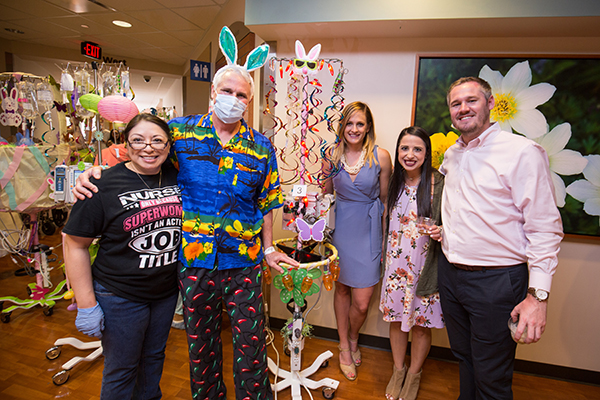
263;40;348;400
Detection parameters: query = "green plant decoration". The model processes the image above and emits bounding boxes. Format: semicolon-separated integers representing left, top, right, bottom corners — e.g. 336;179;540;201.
273;267;322;307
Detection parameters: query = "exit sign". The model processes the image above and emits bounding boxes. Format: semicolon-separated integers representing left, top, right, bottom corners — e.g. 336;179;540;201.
81;41;102;60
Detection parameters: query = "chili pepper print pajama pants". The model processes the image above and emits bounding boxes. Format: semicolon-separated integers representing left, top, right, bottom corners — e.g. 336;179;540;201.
178;261;272;400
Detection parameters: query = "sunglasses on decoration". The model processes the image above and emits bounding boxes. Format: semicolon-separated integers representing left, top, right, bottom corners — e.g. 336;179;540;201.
294;59;318;70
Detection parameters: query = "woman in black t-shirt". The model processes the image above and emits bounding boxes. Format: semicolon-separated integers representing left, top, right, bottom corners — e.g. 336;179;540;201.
63;114;182;399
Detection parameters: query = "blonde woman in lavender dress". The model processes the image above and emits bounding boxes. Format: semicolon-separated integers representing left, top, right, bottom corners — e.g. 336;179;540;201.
380;126;445;400
323;101;392;381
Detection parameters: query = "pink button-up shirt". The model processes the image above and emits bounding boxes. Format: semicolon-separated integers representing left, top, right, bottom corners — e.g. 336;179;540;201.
440;123;563;292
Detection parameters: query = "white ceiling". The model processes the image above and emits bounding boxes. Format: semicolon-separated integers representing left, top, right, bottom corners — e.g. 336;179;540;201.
0;0;229;67
2;0;600;70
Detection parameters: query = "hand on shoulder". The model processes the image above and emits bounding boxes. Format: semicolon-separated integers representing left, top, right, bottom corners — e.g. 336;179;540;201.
73;166;104;201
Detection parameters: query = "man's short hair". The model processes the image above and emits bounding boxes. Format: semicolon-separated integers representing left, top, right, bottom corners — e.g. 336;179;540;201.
446;77;492;105
212;65;254;100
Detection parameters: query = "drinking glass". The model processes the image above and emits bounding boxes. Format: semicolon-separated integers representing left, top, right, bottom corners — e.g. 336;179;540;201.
417;217;434;235
508;316;528;344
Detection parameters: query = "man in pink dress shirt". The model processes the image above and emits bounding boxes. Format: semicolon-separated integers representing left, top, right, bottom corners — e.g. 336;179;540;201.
437;77;563;400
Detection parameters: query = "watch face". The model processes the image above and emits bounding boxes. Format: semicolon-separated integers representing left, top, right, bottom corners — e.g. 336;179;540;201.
536;289;549;300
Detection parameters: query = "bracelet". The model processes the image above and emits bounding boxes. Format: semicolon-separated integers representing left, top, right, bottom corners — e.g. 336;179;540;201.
264;246;276;255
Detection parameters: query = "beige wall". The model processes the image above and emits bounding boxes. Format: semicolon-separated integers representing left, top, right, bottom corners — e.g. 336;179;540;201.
266;35;600;373
246;0;600;25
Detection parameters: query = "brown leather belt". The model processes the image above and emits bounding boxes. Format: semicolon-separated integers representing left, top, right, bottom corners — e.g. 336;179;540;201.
452;263;525;271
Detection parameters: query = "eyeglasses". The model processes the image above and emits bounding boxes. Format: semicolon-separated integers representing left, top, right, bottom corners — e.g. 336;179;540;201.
294;59;318;70
128;139;169;150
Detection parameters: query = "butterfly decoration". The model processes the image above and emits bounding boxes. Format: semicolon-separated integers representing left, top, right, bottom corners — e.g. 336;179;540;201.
295;217;327;242
54;101;68;112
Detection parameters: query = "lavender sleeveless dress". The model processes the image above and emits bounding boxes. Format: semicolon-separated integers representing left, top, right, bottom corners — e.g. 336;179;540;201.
331;147;383;288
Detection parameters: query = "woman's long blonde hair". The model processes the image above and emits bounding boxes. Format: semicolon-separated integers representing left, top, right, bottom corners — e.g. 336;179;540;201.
331;101;378;168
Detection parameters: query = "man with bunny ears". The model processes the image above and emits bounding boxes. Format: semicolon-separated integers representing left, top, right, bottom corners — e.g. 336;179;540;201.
167;26;298;400
73;26;297;399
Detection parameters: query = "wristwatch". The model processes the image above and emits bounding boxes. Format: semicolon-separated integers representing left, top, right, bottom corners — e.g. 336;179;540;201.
527;287;549;302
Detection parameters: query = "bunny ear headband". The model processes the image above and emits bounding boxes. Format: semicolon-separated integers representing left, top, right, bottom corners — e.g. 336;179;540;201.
219;26;270;72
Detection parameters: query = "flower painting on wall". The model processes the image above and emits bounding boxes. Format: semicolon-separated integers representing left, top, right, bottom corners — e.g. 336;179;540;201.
413;56;600;236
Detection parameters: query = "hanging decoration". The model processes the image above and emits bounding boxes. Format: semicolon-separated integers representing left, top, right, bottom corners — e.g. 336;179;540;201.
261;38;344;304
264;41;347;188
1;87;22;127
79;93;103;113
97;95;138;124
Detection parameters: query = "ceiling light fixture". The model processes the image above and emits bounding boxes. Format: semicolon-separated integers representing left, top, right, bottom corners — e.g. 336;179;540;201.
112;20;132;28
81;24;89;28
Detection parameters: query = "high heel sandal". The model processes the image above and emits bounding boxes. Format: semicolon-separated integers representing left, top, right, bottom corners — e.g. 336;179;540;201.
349;337;362;367
385;364;406;400
338;345;357;381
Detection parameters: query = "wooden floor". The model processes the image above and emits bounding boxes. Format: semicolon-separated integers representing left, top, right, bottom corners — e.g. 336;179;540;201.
1;231;599;400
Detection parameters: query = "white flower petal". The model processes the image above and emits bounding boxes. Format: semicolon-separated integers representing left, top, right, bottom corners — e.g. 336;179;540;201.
566;179;600;202
515;83;556;109
551;171;566;207
510;109;548;138
551;150;588;176
501;61;532;95
497;120;513;133
583;198;600;217
479;65;503;92
583;155;600;187
536;123;571;156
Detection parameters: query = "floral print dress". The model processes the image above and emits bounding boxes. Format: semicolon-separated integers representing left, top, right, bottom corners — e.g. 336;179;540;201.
379;184;444;331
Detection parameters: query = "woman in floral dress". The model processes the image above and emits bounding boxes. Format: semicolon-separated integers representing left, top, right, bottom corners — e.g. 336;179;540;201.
379;126;445;400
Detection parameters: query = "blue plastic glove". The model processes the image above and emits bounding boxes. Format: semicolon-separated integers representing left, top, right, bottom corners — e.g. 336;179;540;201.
75;302;105;338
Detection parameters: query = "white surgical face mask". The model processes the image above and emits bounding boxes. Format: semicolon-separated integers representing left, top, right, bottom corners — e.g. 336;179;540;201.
213;93;247;124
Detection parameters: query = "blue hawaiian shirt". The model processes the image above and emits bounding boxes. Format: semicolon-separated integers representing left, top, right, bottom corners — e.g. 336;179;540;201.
169;113;283;270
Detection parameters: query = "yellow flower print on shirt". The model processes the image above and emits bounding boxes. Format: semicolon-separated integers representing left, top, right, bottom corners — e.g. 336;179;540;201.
270;170;279;185
218;156;234;174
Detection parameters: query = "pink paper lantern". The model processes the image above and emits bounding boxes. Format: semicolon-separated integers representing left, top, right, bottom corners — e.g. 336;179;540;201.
97;95;139;124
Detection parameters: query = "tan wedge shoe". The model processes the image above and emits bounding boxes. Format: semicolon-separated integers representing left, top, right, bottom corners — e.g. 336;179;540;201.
338;345;357;381
349;337;362;367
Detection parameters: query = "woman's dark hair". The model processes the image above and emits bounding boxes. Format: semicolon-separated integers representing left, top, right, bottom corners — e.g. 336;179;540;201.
123;113;171;142
387;126;433;218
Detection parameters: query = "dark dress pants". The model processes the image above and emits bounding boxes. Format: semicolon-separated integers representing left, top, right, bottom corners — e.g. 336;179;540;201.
438;252;528;400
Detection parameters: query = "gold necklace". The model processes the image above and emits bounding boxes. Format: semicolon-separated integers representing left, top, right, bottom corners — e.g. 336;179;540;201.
129;163;162;189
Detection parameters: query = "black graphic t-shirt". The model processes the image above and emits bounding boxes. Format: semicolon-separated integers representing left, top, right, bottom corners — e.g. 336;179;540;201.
63;161;182;302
